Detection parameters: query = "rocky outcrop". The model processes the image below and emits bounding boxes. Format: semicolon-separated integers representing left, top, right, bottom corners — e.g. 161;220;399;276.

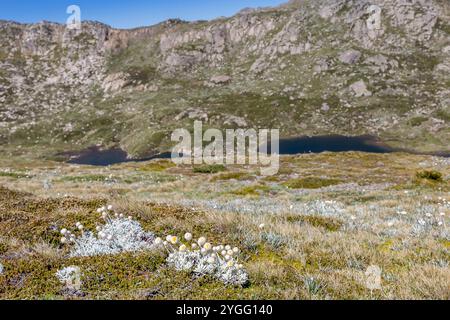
0;0;449;154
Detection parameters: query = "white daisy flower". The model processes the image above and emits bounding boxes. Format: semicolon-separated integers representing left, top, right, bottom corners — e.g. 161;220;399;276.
198;237;207;246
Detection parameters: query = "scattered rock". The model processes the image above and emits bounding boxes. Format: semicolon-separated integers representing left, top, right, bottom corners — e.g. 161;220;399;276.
175;108;209;122
350;80;372;97
321;103;330;112
102;73;128;92
339;50;362;64
313;59;330;74
223;115;248;127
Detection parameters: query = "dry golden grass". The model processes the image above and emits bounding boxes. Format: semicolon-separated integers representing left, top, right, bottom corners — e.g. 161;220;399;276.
0;152;448;299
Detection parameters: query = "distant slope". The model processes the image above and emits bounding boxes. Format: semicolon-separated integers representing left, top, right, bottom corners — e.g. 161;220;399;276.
0;0;449;157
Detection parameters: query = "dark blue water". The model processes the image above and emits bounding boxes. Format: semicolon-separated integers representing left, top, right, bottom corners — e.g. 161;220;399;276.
65;135;448;166
275;135;393;154
66;147;171;166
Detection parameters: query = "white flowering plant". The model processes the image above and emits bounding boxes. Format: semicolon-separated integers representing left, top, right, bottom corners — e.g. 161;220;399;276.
55;266;82;290
154;233;249;286
59;205;155;257
59;206;249;286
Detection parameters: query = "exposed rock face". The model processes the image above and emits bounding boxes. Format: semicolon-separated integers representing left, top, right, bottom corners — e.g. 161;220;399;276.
0;0;449;155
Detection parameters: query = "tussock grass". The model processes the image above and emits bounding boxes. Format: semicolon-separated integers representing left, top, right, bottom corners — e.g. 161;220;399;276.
415;170;443;182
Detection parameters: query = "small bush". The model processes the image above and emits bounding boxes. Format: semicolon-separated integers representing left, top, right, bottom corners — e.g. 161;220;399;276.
193;165;226;174
60;206;155;257
304;276;325;298
415;170;443;182
260;232;286;249
160;233;249;286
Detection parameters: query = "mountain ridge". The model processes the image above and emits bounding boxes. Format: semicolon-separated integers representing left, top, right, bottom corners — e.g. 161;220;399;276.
0;0;449;158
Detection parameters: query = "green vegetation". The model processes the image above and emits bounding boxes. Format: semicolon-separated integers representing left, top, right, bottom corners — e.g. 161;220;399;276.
415;170;443;182
0;171;32;179
408;116;428;127
0;151;448;300
59;174;116;183
193;164;226;174
139;160;176;172
211;172;253;181
283;177;342;189
286;215;343;232
230;184;270;196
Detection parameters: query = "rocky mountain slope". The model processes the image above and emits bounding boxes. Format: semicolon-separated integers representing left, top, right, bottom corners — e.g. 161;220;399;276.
0;0;449;157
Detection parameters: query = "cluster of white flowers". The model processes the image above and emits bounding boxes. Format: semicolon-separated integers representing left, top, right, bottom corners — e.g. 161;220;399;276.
156;233;249;286
55;266;82;290
60;205;155;257
437;197;449;216
0;262;3;274
415;204;447;228
58;207;250;286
